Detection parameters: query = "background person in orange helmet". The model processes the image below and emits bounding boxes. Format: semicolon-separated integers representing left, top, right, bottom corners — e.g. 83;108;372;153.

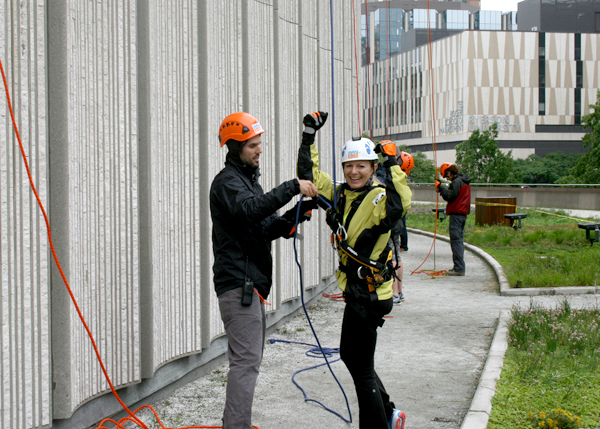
210;112;318;429
376;149;413;304
391;151;413;304
435;163;471;276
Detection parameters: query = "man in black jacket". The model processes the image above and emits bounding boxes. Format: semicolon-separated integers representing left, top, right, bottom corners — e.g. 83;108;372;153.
210;112;318;429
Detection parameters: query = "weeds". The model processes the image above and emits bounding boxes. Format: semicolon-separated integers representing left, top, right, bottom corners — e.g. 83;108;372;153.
487;300;600;429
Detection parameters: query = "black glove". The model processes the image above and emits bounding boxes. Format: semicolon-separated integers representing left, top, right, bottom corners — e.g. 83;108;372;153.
283;199;319;238
303;111;328;134
325;207;342;233
374;141;399;166
282;198;319;225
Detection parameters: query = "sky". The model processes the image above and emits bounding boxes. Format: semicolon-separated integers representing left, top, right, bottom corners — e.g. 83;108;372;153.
480;0;520;13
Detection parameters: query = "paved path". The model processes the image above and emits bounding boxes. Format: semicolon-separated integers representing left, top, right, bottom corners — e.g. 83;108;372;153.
125;231;599;429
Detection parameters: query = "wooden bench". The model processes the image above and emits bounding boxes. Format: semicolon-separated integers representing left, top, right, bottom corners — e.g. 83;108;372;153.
578;222;600;245
503;213;527;230
432;207;446;222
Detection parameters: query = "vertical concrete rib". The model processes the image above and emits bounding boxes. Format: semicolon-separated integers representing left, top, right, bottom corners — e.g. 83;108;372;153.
46;0;72;419
198;0;212;351
136;0;153;379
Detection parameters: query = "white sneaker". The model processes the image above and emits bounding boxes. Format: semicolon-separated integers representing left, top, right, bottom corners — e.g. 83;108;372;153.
398;292;405;302
389;409;406;429
392;295;402;304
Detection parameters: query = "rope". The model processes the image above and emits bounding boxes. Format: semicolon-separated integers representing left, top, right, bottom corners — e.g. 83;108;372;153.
351;0;362;136
329;0;338;205
0;55;257;429
290;196;353;423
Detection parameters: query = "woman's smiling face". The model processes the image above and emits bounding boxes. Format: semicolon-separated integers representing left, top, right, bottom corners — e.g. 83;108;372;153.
343;160;375;190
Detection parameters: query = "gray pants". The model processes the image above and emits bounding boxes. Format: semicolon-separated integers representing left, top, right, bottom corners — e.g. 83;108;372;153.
449;214;467;273
218;287;266;429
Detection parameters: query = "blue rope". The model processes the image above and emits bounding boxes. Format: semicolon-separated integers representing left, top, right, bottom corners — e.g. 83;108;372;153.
269;196;352;423
329;0;338;206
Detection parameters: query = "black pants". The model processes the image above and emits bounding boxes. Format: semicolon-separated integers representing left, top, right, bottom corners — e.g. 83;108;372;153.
340;298;394;429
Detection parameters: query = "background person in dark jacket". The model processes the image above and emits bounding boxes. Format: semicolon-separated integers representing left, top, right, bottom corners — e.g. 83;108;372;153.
436;163;471;276
210;112;318;429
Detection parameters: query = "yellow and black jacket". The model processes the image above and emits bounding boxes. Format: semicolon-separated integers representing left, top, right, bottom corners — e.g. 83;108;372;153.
297;141;412;301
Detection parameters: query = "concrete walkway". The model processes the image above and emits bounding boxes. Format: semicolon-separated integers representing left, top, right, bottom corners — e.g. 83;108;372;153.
124;231;599;429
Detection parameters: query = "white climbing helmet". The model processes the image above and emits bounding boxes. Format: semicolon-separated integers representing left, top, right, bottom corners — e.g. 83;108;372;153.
341;137;378;164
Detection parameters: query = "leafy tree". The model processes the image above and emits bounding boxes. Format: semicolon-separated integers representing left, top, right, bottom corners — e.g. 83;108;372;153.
511;152;583;184
455;123;514;183
558;90;600;184
396;145;436;183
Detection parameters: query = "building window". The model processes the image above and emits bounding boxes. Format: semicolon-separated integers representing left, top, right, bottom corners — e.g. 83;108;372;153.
539;89;546;116
575;88;581;125
576;61;583;88
539;32;546;116
574;33;581;61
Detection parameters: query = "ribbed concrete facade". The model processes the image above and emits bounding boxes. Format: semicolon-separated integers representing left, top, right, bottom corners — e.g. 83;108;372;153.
364;30;600;161
1;1;360;428
0;2;50;428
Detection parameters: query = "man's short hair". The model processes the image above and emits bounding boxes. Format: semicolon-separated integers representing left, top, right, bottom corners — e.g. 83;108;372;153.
448;164;460;175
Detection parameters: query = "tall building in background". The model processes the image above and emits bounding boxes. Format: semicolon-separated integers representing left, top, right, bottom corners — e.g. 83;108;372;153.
362;0;513;65
362;0;600;163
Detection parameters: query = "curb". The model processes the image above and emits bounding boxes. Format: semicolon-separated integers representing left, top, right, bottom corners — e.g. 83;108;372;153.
460;310;510;429
406;228;600;297
406;228;599;429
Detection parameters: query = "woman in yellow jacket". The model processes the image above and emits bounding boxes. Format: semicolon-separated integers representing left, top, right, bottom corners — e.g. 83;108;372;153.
297;112;411;429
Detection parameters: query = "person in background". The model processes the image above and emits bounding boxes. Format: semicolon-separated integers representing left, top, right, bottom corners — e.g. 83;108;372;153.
391;151;414;303
298;113;411;429
376;147;414;304
210;112;318;429
436;163;471;276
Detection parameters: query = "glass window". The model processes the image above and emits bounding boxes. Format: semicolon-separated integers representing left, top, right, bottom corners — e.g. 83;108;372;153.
444;10;470;30
475;11;502;30
410;9;437;30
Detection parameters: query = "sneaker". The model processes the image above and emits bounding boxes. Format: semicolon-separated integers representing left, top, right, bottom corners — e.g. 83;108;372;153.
389;408;406;429
447;269;465;276
392;294;402;304
398;292;405;302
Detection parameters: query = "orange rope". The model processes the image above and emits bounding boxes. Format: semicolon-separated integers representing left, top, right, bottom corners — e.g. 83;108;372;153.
0;56;258;429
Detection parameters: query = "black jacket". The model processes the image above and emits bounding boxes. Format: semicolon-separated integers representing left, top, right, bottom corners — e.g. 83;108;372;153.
210;155;301;298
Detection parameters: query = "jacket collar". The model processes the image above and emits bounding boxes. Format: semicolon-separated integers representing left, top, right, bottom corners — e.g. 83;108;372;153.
225;152;260;182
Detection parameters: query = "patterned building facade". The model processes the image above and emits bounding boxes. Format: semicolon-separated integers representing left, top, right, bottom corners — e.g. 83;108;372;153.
363;30;600;162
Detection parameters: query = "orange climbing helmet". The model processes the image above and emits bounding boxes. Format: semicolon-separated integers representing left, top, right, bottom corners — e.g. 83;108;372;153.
439;162;453;178
398;152;414;175
218;112;265;147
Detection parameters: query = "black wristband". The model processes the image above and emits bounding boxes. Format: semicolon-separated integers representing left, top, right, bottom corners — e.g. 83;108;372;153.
301;132;315;146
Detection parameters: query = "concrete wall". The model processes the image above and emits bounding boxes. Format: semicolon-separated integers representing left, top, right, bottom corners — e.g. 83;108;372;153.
1;1;359;428
0;2;50;429
411;186;600;211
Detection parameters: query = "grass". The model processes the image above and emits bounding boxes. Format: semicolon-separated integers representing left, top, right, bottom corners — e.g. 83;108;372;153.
407;204;600;288
487;300;600;429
